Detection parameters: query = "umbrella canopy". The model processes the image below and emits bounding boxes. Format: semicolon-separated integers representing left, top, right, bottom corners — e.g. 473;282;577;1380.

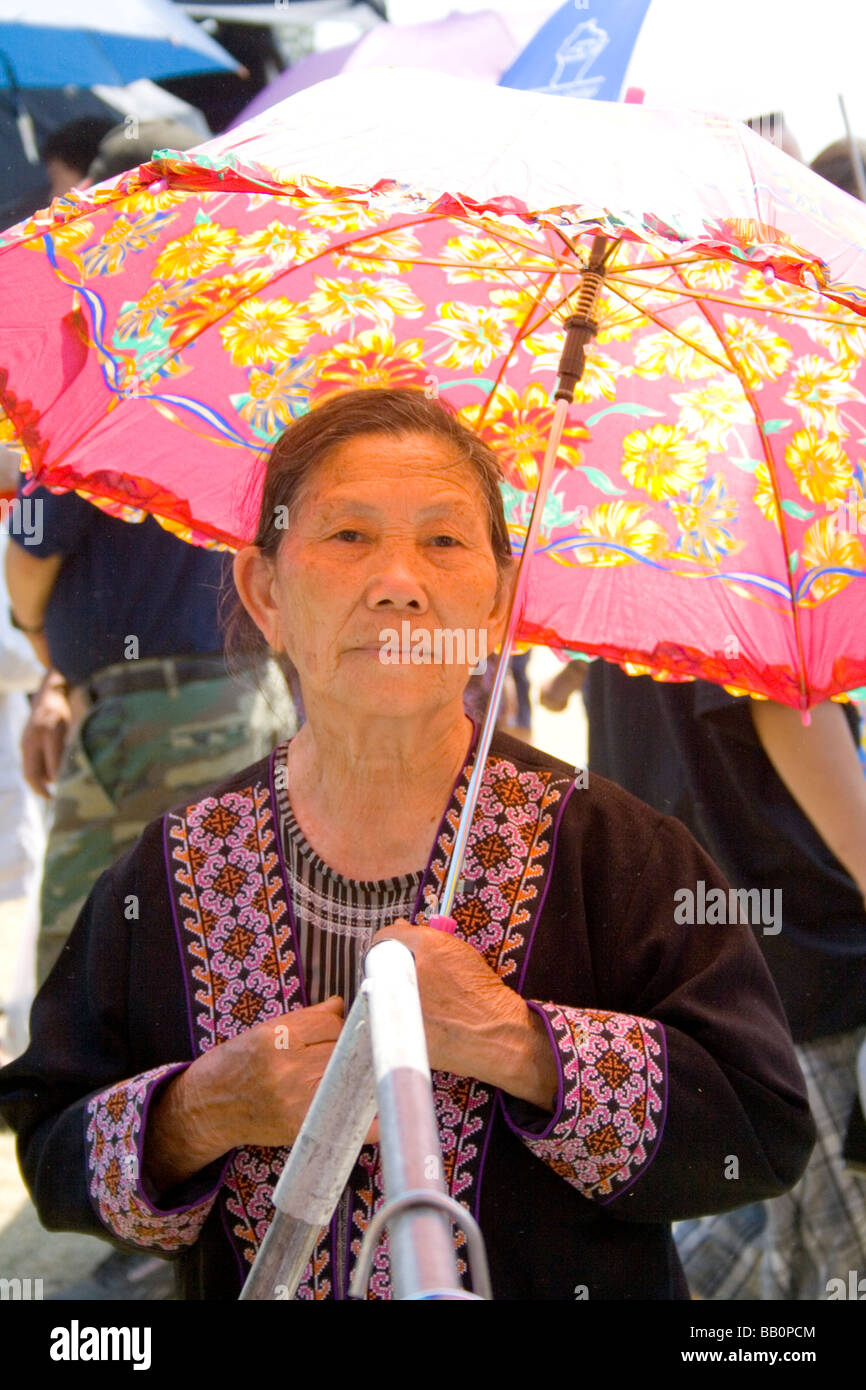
501;0;866;159
0;0;239;87
228;11;520;128
1;69;865;710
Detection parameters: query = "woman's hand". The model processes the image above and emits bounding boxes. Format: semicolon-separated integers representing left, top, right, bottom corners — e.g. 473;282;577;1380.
144;996;346;1195
371;919;558;1112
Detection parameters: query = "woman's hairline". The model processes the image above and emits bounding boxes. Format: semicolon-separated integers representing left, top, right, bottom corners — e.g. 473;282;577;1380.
257;424;513;579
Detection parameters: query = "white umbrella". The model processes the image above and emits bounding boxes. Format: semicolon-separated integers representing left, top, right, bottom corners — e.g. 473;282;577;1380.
501;0;866;164
92;78;211;139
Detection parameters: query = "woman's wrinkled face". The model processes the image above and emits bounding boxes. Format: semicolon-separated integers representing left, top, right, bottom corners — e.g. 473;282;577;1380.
266;431;510;718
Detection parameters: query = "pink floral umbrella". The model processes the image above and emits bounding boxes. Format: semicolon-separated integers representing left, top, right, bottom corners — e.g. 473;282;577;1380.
2;68;866;718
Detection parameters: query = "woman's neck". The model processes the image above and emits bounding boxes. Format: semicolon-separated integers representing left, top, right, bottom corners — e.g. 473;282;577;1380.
284;704;475;880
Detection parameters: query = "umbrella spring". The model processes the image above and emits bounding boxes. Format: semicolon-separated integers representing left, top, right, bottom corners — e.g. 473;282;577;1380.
572;266;605;324
555;236;608;401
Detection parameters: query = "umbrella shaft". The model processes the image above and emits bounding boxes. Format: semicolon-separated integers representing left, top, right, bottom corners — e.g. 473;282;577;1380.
437;398;571;919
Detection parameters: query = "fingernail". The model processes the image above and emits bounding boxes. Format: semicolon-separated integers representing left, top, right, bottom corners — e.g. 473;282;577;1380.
429;914;457;935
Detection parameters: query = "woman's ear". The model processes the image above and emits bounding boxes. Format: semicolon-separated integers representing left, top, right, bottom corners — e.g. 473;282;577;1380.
232;546;283;652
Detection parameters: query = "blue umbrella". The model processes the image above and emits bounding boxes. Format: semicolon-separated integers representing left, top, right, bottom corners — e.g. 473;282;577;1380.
499;0;651;101
0;0;239;88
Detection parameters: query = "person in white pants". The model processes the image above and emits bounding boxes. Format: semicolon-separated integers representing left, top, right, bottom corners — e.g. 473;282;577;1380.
0;524;47;1060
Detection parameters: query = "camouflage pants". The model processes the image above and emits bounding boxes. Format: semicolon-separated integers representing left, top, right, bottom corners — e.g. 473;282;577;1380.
38;661;296;985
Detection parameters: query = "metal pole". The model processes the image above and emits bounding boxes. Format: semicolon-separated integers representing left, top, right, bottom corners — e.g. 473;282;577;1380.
438;235;609;920
438;395;570;922
240;940;489;1300
838;94;866;202
239;992;376;1300
356;939;476;1299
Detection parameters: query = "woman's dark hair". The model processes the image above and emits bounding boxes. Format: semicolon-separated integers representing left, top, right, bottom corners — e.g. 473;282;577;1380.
224;387;513;676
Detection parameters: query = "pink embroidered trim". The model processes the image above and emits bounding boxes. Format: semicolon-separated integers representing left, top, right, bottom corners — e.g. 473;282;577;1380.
167;778;300;1055
350;1147;391;1301
420;758;570;1242
508;1004;666;1201
161;750;569;1294
166;763;321;1283
85;1063;216;1252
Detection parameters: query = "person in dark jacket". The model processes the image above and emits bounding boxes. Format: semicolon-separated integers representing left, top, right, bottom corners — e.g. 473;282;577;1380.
585;660;866;1298
0;389;814;1299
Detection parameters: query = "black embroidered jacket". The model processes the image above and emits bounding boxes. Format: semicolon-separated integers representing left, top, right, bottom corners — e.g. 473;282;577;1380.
0;731;814;1299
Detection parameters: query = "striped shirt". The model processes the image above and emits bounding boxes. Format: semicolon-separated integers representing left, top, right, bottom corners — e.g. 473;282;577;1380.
275;776;425;1008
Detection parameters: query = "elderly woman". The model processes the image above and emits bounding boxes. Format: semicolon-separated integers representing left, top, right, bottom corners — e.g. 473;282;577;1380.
0;388;813;1300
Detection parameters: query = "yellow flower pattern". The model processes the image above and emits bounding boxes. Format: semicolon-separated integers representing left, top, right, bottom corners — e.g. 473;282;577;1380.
236;221;330;268
782;354;863;433
672;379;752;452
219;298;313;366
311;330;428;402
574;502;669;567
81;213;173;277
442;235;531;283
459;383;588;487
153;222;239;280
633;316;723;380
38;220;96;276
300;200;386;234
668;474;744;562
752;462;780;524
784;429;854;504
306;276;424;333
622;425;708;500
801;515;866;602
332;228;424;275
13;166;866;695
430;302;511;372
525;334;620;403
722;315;792;389
810;316;866;371
679;260;736;292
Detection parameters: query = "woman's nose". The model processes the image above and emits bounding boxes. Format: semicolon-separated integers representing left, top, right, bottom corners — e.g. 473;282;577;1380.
365;548;428;612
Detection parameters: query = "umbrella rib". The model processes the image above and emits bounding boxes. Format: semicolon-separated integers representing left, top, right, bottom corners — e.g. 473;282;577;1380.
530;225;672;335
472;271;562;425
142;218;573;394
441;198;569;265
46;208;575;469
543;221;590;263
394;258;558;273
422;214;589;318
507;275;589;338
115;210;581;391
619;252;733;273
664;269;813;711
606;274;866;326
600;281;733;372
64;211;483;396
547;229;866;329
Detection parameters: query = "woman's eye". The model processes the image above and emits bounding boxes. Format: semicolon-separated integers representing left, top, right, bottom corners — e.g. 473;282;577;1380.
429;534;460;548
332;529;365;543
